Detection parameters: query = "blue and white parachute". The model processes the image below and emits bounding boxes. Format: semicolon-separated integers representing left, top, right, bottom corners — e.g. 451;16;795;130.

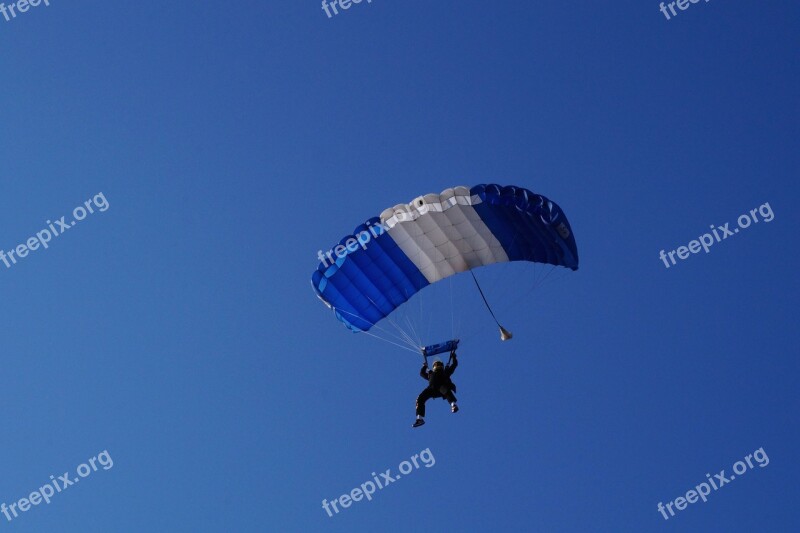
311;184;579;346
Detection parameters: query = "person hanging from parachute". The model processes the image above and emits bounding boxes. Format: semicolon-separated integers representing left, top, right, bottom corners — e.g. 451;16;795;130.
311;184;580;427
413;341;460;428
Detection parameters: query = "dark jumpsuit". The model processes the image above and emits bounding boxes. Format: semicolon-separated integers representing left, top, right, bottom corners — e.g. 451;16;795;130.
415;356;458;417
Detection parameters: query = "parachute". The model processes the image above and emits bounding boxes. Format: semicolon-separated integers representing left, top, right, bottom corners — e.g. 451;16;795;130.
311;184;578;352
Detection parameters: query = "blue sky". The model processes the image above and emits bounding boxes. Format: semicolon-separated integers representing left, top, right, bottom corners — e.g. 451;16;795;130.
1;1;798;531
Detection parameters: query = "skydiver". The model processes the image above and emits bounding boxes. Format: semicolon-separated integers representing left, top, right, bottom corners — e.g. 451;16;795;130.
412;351;458;428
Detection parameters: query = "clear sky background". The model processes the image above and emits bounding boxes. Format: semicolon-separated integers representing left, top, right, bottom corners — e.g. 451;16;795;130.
1;1;798;531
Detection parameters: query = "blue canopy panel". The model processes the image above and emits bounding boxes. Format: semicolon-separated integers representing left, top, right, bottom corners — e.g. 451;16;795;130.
311;184;579;333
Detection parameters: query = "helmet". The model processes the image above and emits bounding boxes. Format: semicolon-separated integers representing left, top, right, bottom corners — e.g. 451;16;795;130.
432;360;444;371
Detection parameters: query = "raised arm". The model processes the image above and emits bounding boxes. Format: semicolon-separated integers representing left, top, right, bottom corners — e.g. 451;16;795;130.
445;352;458;376
420;364;430;380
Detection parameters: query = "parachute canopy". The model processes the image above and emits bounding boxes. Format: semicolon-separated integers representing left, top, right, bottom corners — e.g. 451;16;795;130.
312;184;579;334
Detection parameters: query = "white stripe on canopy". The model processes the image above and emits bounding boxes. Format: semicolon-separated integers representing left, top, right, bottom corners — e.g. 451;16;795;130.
381;187;510;284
